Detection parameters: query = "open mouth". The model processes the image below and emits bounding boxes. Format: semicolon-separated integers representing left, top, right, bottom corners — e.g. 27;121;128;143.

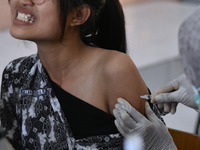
16;11;36;23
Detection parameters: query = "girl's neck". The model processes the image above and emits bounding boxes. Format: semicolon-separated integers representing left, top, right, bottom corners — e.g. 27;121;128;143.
36;39;90;85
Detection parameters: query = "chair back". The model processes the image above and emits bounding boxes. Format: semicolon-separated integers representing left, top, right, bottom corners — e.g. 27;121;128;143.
168;128;200;150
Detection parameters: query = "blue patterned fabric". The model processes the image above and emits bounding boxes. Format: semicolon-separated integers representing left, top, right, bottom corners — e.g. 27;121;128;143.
0;54;123;150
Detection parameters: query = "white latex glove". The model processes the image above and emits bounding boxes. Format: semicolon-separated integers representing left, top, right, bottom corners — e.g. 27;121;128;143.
0;138;15;150
0;127;15;150
113;98;177;150
152;74;198;114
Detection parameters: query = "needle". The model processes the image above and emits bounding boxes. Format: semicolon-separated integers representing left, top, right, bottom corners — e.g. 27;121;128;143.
140;94;152;100
140;94;169;116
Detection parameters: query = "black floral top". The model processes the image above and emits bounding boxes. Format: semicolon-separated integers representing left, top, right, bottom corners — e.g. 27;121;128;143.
0;54;123;150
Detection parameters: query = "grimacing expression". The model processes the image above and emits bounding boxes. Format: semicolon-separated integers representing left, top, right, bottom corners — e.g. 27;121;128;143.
9;0;62;42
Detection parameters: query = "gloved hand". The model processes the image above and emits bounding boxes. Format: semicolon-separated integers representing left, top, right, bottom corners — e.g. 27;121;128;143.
0;127;15;150
152;74;198;114
113;98;177;150
0;138;15;150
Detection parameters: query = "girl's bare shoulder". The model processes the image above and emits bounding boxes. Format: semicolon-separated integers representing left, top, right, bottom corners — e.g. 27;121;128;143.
97;49;148;115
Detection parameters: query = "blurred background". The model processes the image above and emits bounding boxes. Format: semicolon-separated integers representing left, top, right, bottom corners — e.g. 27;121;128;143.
0;0;200;134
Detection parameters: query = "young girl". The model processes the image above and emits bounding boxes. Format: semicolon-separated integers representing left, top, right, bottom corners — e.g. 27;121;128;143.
0;0;149;149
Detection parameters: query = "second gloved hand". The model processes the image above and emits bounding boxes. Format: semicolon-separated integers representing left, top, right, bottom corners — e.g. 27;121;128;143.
113;98;177;150
152;74;198;113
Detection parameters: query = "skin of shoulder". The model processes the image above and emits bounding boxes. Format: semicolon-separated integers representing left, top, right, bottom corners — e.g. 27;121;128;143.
101;50;149;115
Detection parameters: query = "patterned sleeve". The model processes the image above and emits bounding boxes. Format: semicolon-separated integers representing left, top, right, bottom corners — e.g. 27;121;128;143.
147;88;165;124
0;61;23;149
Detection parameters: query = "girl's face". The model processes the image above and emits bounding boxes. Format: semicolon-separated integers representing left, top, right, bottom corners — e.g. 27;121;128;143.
9;0;62;42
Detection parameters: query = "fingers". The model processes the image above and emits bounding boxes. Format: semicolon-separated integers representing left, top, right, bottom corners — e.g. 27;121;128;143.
114;103;138;129
114;99;154;137
157;102;164;109
152;76;182;103
170;103;178;114
156;102;178;115
117;98;148;123
145;102;160;122
154;93;176;103
113;108;135;136
114;120;128;137
163;103;171;112
154;86;185;103
152;88;180;115
145;102;168;127
152;82;177;103
162;103;178;114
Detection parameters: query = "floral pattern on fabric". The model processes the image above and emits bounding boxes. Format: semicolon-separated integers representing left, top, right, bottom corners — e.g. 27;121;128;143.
0;54;123;150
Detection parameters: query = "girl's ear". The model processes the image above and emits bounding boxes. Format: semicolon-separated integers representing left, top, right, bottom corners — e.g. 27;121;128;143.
69;5;91;26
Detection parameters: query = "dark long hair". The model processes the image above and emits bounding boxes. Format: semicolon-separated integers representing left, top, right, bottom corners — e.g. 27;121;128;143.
58;0;127;53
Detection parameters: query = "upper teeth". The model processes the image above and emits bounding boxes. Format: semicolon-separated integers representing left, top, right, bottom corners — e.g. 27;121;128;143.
17;11;35;23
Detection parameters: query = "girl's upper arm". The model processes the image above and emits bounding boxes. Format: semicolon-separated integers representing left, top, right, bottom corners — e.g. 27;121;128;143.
105;53;149;115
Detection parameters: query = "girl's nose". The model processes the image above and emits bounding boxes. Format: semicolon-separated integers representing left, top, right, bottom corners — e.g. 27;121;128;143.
18;0;34;7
